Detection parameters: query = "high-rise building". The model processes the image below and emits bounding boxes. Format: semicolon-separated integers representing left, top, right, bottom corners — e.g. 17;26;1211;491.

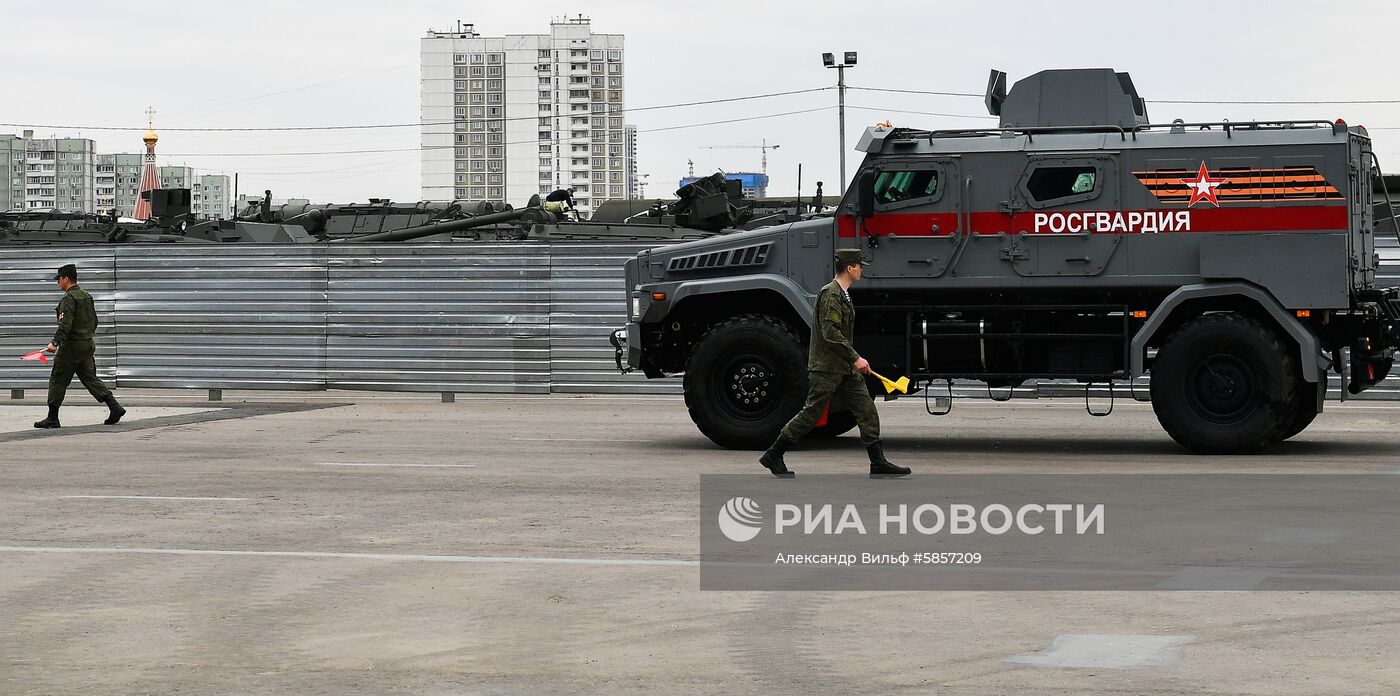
1;134;23;211
624;125;639;199
193;174;232;219
18;135;98;212
420;17;631;217
96;153;144;214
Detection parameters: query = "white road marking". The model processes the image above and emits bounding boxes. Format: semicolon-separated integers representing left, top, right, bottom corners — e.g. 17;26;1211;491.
510;437;653;443
61;495;248;502
0;545;697;567
314;462;478;468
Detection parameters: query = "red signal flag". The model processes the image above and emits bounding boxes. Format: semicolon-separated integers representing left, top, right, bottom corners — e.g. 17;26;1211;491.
20;350;48;363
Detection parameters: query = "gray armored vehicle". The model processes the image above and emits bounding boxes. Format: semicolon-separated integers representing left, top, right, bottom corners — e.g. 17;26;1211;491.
612;68;1400;453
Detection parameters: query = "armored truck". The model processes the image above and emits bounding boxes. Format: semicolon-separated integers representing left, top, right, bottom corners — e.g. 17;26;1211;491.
612;68;1400;454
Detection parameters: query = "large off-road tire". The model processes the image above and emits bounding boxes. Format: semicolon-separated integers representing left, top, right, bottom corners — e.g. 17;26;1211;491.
1150;312;1299;454
684;315;808;449
1279;369;1325;441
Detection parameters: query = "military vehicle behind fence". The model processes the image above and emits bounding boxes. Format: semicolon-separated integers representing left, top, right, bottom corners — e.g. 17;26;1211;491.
613;67;1400;454
0;173;818;246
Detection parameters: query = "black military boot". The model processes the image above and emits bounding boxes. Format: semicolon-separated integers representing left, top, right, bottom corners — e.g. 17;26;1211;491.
101;394;126;425
33;405;61;429
868;443;911;478
759;437;796;478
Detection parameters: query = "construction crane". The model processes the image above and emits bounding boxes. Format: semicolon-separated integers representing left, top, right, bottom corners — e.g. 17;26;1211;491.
700;139;780;175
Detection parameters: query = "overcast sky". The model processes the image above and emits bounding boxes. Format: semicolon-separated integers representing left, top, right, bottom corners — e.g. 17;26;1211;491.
6;0;1398;204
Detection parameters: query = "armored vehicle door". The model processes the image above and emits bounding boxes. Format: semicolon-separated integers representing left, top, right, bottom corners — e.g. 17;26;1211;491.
854;158;962;279
1001;154;1123;277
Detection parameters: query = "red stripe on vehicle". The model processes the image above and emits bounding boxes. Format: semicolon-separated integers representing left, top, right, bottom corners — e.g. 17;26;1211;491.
836;205;1349;237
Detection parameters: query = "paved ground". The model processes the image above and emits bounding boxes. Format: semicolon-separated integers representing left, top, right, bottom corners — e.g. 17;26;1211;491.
2;391;1400;694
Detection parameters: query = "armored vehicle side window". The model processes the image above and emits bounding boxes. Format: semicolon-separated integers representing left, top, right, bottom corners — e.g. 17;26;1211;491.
1016;159;1109;209
1026;166;1097;203
874;170;938;204
866;166;945;212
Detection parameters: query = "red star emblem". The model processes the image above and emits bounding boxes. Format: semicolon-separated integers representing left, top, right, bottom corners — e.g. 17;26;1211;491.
1178;162;1229;207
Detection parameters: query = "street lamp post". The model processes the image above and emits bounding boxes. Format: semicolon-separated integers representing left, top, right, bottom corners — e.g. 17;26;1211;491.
822;51;857;195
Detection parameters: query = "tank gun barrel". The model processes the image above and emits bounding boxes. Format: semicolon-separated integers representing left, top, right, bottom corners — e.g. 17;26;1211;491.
340;206;532;243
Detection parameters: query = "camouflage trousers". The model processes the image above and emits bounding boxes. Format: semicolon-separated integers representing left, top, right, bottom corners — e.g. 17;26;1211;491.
48;340;111;407
779;370;881;446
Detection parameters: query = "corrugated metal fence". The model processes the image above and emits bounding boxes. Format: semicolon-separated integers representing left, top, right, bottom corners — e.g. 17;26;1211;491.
0;242;677;396
1;239;1397;399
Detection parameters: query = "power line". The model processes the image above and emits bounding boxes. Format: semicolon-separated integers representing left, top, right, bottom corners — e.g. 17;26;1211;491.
0;87;833;133
845;105;996;120
144;107;838;157
848;84;1400;106
1148;98;1400;105
847;86;982;98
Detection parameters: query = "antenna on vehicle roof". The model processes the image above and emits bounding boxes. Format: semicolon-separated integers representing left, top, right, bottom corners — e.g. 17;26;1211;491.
985;69;1007;117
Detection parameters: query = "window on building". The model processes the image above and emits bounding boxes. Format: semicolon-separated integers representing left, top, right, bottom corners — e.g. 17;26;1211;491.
539;76;551;85
572;117;587;126
470;53;483;64
539;104;552;114
609;158;622;169
470;66;484;77
592;185;606;195
591;103;605;113
540;172;552;180
470;147;485;158
487;133;503;144
590;76;603;87
471;187;485;198
592;158;604;168
590;62;603;74
487;66;501;77
471;174;485;184
470;80;484;90
488;173;502;185
608;64;621;74
471;160;485;172
470;121;484;131
488;94;502;104
539;144;552;154
539;130;552;140
539;117;552;127
609;172;622;183
470;93;483;104
454;107;466;116
454;93;466;104
454;54;467;63
608;50;621;61
487;79;501;90
455;66;466;77
454;80;466;91
608;77;621;88
538;49;551;58
539;90;551;99
470;134;484;144
487;53;502;64
470;107;484;117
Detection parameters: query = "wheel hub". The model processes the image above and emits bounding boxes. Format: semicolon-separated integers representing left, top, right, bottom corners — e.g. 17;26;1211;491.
728;364;771;408
1189;355;1254;423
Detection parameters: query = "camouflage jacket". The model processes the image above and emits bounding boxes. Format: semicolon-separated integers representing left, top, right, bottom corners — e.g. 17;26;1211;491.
52;285;99;347
807;279;859;373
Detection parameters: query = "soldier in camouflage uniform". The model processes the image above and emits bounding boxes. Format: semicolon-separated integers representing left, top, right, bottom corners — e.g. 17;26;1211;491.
33;264;125;428
759;249;910;478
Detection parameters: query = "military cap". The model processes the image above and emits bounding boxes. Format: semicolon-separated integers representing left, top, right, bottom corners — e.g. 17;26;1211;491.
52;264;77;281
834;248;869;268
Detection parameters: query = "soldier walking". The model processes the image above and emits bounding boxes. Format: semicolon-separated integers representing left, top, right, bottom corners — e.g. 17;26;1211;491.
33;264;125;428
759;249;910;478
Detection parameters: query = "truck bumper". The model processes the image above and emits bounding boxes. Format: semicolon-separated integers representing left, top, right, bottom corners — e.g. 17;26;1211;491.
610;323;642;373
